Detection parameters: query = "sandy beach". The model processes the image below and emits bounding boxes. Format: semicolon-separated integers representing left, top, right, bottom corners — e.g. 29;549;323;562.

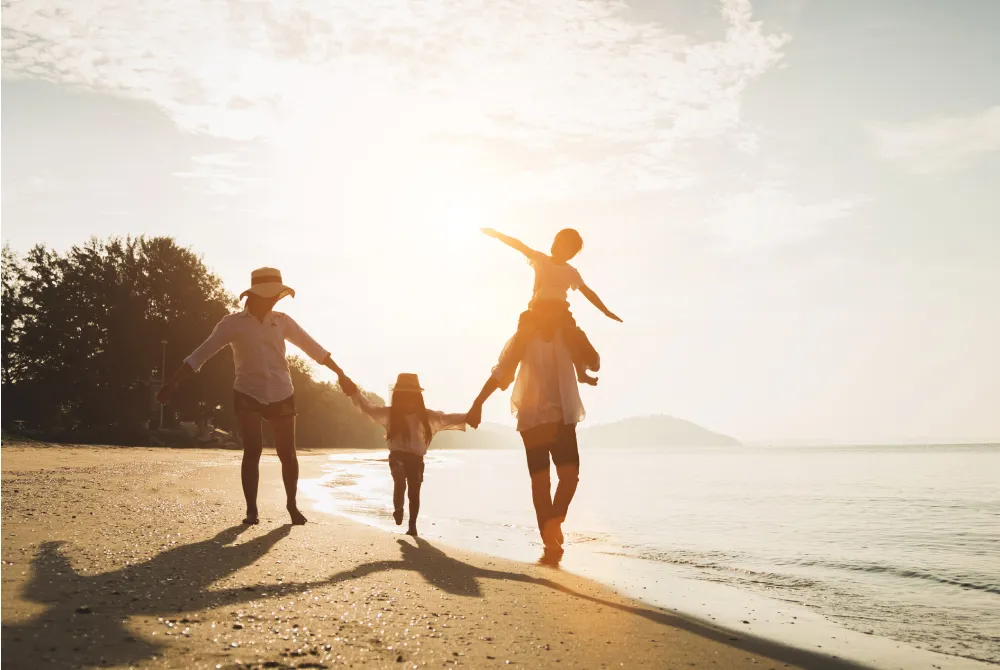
2;444;867;670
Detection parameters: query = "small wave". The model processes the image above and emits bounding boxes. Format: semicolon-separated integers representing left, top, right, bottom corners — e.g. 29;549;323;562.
600;548;821;589
604;550;1000;595
789;558;1000;595
605;547;1000;595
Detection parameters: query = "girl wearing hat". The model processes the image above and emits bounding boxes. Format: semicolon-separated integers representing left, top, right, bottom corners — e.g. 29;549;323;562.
345;373;468;536
158;267;357;526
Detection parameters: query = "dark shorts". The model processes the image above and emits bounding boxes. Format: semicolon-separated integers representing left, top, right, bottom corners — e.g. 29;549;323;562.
388;450;425;483
234;390;296;420
520;422;580;475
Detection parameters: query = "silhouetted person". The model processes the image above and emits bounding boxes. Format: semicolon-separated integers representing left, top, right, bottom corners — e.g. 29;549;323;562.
467;309;600;565
344;373;468;536
481;227;621;385
157;267;355;525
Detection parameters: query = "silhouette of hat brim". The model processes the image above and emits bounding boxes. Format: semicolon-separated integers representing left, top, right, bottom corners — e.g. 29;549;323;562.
241;267;295;301
239;284;295;300
390;373;424;393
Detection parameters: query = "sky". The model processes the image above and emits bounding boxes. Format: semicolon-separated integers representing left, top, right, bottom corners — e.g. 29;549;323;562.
2;0;999;443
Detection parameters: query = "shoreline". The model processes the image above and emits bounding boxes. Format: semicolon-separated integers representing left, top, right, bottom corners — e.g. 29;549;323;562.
300;449;990;670
1;442;875;670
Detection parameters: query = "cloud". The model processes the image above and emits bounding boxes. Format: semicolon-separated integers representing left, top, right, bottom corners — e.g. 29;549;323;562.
711;183;865;253
172;151;269;196
872;105;1000;175
2;0;787;195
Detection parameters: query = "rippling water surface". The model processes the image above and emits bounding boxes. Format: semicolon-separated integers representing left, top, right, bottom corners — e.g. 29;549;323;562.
310;444;1000;665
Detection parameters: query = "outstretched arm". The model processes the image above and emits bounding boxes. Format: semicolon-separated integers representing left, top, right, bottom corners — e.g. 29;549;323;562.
481;228;542;260
428;410;469;434
347;389;390;428
158;319;233;404
284;315;355;388
466;377;500;428
157;363;193;404
579;283;623;322
467;326;525;428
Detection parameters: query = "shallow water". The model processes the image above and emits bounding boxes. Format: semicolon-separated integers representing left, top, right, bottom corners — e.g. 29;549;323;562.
304;444;1000;666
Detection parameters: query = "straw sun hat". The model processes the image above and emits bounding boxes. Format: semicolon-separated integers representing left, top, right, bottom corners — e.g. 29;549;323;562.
239;267;296;301
390;373;424;394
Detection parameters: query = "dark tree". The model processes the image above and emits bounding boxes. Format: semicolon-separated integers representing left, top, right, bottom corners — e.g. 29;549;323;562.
1;237;382;449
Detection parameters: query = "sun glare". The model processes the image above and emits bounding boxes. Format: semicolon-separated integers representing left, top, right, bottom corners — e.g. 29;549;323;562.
270;114;497;256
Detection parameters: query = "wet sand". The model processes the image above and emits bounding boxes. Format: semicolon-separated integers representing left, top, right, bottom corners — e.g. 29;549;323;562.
1;443;868;669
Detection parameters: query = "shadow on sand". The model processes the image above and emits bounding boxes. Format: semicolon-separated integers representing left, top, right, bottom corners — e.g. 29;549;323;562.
335;538;870;670
2;524;312;668
3;530;868;670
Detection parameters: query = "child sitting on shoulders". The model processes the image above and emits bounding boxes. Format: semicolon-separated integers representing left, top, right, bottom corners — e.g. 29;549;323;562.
482;227;621;385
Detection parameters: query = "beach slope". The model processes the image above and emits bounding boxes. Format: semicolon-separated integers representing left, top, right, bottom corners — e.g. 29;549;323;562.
2;444;864;669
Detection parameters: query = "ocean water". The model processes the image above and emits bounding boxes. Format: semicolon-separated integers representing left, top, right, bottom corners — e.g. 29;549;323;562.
302;444;1000;667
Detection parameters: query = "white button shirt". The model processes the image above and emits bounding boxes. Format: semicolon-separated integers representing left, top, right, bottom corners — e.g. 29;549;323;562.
184;309;330;404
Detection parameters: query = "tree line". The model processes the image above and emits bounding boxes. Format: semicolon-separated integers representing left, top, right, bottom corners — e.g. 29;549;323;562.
1;236;384;448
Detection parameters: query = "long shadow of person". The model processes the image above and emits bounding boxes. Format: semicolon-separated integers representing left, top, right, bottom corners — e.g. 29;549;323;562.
2;524;333;669
6;531;867;670
326;537;541;597
325;538;867;670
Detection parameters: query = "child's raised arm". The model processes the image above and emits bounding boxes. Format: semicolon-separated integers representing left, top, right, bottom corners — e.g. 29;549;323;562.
481;228;542;260
580;283;623;323
346;388;391;428
428;410;469;435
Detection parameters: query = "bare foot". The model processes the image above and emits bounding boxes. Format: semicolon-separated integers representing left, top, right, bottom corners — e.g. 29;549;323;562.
542;519;564;548
578;371;598;386
538;546;564;567
287;505;307;525
406;526;418;537
393;509;404;526
243;510;260;525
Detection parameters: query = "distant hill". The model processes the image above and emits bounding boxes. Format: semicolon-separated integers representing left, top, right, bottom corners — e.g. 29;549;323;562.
433;415;740;449
433;422;522;450
579;415;741;448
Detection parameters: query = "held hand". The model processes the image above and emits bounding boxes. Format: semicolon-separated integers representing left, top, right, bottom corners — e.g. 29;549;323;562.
339;375;358;397
466;403;483;429
156;383;174;405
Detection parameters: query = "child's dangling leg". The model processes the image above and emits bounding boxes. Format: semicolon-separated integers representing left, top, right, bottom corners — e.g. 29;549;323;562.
544;305;600;386
390;457;407;525
567;325;601;385
529;300;601;385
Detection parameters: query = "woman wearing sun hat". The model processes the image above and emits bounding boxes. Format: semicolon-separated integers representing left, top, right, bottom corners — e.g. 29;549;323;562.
158;267;357;526
344;373;468;536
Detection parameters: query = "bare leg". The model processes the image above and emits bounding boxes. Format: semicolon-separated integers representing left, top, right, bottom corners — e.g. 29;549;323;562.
550;463;580;545
237;412;264;524
533;466;564;566
406;472;422;536
391;462;406;525
529;469;556;546
271;415;306;525
566;325;600;385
